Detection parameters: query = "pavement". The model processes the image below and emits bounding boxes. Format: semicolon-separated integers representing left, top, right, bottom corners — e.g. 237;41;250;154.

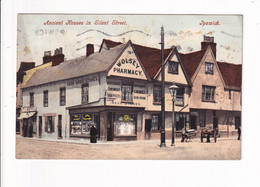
16;135;241;160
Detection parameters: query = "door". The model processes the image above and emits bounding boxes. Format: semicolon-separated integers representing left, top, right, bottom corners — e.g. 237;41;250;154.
107;112;113;141
39;116;42;137
190;116;197;129
235;117;241;129
213;116;218;129
58;115;62;138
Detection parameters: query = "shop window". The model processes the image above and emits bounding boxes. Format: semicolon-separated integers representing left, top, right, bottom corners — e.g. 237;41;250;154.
82;84;89;103
45;116;54;133
121;83;133;102
43;90;48;107
60;87;66;106
176;87;184;105
201;85;215;102
199;110;206;127
153;84;161;103
205;62;214;74
151;114;161;131
30;92;34;107
168;61;179;74
70;113;99;137
114;114;136;136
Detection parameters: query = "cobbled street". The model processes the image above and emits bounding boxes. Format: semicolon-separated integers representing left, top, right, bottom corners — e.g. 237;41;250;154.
16;135;241;160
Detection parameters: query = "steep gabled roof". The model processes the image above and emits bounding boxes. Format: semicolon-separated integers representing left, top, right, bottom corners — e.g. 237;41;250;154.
99;39;123;52
101;39;172;79
179;49;207;80
132;44;172;79
217;61;242;88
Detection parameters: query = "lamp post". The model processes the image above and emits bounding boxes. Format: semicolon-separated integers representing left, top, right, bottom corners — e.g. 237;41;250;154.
160;26;166;147
169;82;179;146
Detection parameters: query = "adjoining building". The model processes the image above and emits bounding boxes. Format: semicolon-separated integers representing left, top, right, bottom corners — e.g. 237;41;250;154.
180;36;242;137
17;36;241;142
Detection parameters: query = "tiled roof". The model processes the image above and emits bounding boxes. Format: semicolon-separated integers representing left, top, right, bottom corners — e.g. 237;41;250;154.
23;43;128;88
103;39;122;49
217;61;242;88
179;50;207;80
101;39;172;79
17;62;35;73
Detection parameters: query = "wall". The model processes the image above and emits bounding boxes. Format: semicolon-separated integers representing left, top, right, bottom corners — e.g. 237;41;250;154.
190;49;240;111
22;73;102;139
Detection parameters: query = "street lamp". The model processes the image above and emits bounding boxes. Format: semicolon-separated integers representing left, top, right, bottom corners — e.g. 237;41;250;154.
169;82;179;146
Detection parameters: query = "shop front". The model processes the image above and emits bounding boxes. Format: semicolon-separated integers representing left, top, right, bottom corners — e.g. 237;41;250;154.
67;106;144;142
70;112;100;138
17;107;37;137
108;112;138;141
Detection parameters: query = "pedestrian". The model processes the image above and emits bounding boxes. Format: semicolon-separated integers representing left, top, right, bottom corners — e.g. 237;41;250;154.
181;128;187;142
238;127;241;140
90;124;97;143
28;122;33;137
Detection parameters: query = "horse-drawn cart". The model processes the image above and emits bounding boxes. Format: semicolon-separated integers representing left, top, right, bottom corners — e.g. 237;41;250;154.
201;128;217;143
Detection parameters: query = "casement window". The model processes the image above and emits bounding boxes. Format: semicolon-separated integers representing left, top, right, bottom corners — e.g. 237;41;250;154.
121;83;133;102
151;114;161;131
43;90;48;107
201;85;215;102
205;62;214;74
60;87;66;106
29;92;34;107
176;87;185;105
45;116;54;133
153;85;162;103
168;61;179;74
82;84;89;103
199;110;206;127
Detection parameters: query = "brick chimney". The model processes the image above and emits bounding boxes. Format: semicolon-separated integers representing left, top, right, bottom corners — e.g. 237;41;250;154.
43;48;65;66
201;36;217;58
86;44;94;57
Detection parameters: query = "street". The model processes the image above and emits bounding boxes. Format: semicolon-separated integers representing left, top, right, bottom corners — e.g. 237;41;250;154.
16;135;241;160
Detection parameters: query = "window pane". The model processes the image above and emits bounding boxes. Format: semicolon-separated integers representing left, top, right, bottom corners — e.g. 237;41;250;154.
122;84;132;101
153;85;161;103
82;85;88;103
151;115;160;130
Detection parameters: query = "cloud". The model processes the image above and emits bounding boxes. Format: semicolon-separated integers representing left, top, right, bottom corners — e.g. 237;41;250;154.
166;30;177;37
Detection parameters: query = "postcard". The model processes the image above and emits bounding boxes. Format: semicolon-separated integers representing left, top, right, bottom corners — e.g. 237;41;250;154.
16;14;242;160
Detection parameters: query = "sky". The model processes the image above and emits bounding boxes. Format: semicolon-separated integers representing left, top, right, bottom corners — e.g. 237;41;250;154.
17;14;242;70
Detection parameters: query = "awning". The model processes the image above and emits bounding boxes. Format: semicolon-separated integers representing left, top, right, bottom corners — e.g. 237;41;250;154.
17;112;36;120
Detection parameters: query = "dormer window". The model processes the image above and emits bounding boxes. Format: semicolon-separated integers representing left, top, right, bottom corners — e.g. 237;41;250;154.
168;61;179;74
205;62;214;74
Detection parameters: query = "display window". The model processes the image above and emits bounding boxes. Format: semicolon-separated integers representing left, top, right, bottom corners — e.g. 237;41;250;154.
114;114;136;136
70;113;99;137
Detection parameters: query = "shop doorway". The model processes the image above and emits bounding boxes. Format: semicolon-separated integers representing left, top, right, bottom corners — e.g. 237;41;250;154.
145;119;152;139
107;112;113;141
39;116;42;137
190;116;197;129
176;114;185;131
58;115;62;138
